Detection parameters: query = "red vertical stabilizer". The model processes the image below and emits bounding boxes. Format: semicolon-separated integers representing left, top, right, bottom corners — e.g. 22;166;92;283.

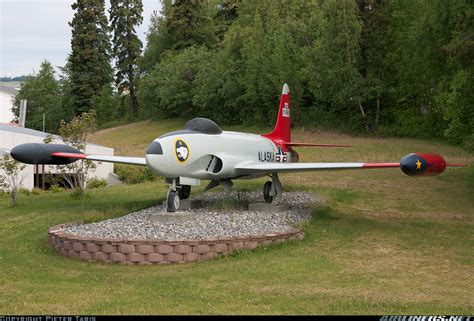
262;83;291;148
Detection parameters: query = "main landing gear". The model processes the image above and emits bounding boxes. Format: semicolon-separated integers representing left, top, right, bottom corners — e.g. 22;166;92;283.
263;173;282;204
166;178;192;212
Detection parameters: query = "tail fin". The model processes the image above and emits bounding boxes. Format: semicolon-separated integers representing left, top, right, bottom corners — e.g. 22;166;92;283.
262;83;291;145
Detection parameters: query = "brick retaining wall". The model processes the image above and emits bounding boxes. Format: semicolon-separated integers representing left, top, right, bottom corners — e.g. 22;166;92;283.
48;223;304;265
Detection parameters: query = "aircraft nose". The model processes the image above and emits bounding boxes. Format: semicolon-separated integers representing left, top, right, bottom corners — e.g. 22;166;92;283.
147;141;163;155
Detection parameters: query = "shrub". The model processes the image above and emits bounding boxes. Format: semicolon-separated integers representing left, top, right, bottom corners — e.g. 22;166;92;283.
71;187;90;199
115;164;156;184
50;185;65;193
87;178;108;189
31;188;45;195
463;134;474;152
19;188;31;196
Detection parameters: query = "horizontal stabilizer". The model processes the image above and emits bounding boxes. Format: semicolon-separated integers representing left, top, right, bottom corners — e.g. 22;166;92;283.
284;142;352;148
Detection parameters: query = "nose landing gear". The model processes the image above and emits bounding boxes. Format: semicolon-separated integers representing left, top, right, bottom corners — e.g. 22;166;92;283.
178;184;191;199
167;190;180;212
165;178;192;212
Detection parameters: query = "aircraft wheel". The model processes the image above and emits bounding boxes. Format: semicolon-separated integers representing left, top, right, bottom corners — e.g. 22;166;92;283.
263;181;273;204
167;190;180;212
178;185;191;199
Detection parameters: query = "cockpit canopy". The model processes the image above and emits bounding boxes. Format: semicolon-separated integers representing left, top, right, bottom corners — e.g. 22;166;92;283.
184;118;222;134
159;117;222;138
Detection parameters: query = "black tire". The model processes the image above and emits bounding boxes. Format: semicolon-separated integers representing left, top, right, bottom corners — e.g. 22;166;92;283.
263;181;273;204
178;185;191;199
167;190;180;212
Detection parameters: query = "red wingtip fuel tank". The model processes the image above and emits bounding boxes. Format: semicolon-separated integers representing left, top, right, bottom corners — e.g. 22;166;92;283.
400;153;447;176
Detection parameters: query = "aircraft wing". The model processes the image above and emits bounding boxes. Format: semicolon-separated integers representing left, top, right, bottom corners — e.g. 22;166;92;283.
51;152;147;166
236;153;462;177
236;162;399;174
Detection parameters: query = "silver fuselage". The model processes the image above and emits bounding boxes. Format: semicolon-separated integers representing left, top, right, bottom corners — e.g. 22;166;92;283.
145;131;293;180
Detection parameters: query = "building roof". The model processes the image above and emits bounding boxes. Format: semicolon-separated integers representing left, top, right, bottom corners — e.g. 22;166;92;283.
0;123;61;139
0;124;106;148
0;86;19;96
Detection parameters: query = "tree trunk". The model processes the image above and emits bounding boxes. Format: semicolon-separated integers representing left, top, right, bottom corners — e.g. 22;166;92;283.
120;95;126;117
374;93;381;130
129;64;138;116
358;99;370;131
343;5;369;132
10;190;17;207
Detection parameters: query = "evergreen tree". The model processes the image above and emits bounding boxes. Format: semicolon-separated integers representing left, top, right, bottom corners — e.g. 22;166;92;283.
214;0;239;41
68;0;113;115
57;63;76;126
13;61;65;133
139;1;173;75
109;0;144;116
166;0;217;50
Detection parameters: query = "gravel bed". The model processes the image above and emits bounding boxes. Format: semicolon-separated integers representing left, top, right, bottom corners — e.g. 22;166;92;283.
61;191;321;240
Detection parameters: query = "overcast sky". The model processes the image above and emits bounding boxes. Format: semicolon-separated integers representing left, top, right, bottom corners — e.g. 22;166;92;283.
0;0;162;77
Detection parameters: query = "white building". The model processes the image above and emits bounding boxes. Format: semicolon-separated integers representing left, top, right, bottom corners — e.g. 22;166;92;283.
0;86;18;124
0;124;115;190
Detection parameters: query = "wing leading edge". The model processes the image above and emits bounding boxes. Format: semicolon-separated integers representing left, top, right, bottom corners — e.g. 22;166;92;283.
236;162;399;174
51;152;147;166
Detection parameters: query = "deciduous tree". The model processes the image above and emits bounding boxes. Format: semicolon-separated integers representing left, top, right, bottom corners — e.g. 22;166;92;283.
13;61;64;133
0;154;26;207
55;112;98;198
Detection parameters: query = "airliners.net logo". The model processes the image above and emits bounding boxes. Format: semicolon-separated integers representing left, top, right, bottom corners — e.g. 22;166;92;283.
380;316;472;321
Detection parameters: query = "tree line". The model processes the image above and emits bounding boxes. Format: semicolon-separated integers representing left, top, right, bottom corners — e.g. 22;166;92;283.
13;0;474;149
0;76;28;82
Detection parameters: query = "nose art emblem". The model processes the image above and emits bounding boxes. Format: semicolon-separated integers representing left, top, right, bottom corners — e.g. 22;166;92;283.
175;139;190;163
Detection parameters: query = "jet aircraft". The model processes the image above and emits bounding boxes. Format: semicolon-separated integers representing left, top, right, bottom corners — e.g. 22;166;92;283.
10;84;464;212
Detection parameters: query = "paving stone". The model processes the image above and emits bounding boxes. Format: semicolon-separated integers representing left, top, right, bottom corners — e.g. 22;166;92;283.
109;252;126;262
79;251;93;261
193;244;210;254
93;252;109;261
118;244;135;253
136;245;154;254
146;253;164;263
128;253;146;263
101;244;117;253
156;244;173;254
86;243;101;252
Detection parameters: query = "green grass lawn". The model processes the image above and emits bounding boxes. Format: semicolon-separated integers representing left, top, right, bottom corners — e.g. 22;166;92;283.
0;120;472;314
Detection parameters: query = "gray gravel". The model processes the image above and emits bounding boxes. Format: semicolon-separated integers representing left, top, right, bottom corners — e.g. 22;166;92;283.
61;191;322;240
